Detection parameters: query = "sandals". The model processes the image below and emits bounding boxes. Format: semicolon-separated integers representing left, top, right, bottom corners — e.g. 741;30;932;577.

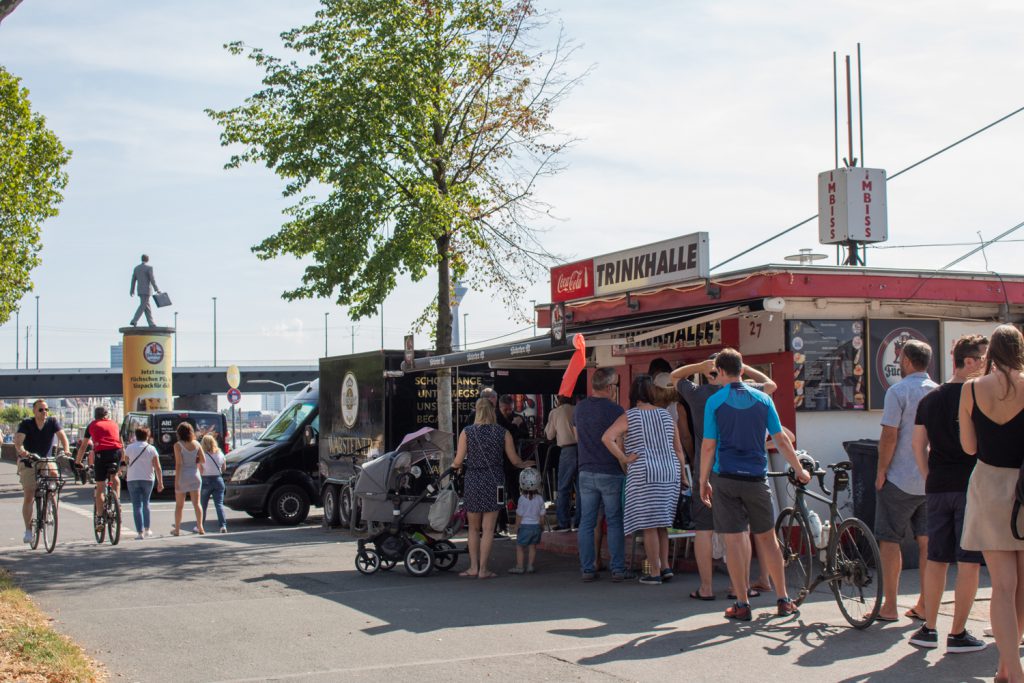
689;590;715;601
905;608;926;621
170;529;180;536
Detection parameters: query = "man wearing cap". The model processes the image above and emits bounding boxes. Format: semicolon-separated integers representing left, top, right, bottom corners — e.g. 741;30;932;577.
671;353;776;601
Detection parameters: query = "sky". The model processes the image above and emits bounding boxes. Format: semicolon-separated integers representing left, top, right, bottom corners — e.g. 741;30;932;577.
1;0;1022;373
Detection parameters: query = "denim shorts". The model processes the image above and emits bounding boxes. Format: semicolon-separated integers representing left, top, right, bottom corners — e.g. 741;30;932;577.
517;524;542;546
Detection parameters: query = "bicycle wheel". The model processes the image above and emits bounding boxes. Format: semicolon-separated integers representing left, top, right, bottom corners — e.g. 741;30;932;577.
30;494;42;550
43;492;58;554
107;494;121;546
94;501;106;544
831;517;883;629
774;507;813;602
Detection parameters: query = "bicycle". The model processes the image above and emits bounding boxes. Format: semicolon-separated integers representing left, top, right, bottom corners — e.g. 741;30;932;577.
769;454;883;629
20;448;68;554
84;464;122;546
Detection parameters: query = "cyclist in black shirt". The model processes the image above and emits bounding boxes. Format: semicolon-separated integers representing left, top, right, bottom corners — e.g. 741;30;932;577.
14;399;70;544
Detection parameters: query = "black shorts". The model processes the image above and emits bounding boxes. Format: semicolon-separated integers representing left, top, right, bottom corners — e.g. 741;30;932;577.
927;491;983;564
94;450;123;481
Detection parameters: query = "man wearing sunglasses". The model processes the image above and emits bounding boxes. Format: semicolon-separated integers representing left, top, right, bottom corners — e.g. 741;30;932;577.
14;399;70;544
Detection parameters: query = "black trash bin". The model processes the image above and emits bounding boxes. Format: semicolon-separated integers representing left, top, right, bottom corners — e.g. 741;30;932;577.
844;439;879;531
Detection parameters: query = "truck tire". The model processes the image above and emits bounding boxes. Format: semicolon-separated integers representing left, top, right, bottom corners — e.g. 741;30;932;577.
322;484;340;528
338;484;353;529
269;485;310;526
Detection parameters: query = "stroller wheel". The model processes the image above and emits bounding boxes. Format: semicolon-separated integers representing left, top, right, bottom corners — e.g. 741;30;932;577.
380;556;397;571
355;549;381;575
404;544;435;577
433;540;459;571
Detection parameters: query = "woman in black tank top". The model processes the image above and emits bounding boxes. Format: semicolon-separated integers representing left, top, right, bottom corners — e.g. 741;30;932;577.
958;324;1024;683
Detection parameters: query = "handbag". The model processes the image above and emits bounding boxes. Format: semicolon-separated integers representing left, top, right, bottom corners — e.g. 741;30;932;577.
153;291;172;308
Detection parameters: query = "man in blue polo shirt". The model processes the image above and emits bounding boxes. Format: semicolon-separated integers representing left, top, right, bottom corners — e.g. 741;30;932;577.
700;348;809;621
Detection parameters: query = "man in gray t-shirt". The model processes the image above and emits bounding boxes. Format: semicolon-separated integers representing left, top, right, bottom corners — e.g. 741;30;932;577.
875;339;936;622
670;355;775;600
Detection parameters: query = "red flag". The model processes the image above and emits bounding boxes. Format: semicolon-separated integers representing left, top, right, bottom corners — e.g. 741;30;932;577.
558;333;587;397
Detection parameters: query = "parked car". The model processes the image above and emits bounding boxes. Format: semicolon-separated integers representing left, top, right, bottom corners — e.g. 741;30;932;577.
120;411;229;492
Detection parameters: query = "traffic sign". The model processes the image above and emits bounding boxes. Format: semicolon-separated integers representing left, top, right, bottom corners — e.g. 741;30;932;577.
226;364;240;389
227;387;242;405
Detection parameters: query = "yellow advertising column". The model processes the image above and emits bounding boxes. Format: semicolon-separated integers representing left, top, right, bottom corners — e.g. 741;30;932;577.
119;326;174;411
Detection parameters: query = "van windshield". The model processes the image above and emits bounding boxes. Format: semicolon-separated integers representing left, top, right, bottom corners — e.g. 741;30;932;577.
258;401;316;442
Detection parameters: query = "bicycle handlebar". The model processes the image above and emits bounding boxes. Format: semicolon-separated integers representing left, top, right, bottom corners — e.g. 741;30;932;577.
768;458;852;497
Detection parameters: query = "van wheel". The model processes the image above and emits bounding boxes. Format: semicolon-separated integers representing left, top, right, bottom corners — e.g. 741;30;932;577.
269;485;310;526
338;484;353;529
321;484;340;528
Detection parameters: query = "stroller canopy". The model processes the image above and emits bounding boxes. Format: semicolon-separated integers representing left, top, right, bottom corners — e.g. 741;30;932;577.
354;428;452;498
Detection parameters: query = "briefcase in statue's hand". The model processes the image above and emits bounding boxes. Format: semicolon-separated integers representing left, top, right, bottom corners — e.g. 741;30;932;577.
153;292;172;308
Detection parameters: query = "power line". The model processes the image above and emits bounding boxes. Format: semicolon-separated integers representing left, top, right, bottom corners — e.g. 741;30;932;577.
711;104;1024;272
870;239;1024;250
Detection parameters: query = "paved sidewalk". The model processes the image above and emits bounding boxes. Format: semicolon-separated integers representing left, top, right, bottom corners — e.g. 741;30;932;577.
0;461;1005;682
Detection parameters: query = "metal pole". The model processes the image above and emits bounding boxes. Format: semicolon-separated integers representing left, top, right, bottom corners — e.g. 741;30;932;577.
463;313;468;350
25;325;30;369
379;304;384;349
34;295;39;370
351;325;355;354
857;42;864;167
529;299;536;336
15;310;18;369
173;311;178;367
833;51;839;169
845;55;854;166
212;297;218;367
324;312;329;357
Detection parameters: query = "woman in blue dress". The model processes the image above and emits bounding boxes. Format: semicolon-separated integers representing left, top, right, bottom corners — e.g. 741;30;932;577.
453;398;535;579
602;374;688;585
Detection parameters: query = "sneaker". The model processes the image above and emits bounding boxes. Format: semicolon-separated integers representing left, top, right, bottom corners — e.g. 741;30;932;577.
638;574;662;585
95;518;104;533
660;568;674;582
508;567;525;575
725;602;752;621
526;566;536;574
23;530;32;543
947;630;986;653
145;529;153;537
581;572;597;582
611;572;626;583
777;598;799;617
909;625;938;649
219;526;227;533
135;533;144;540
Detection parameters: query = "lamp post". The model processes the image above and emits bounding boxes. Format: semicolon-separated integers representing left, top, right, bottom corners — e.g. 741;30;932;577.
15;310;18;369
34;295;39;370
529;299;536;336
250;379;312;410
212;297;218;367
463;313;469;350
324;312;329;357
173;311;178;367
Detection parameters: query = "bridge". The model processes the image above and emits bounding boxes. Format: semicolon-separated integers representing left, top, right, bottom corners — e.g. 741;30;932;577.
0;366;318;399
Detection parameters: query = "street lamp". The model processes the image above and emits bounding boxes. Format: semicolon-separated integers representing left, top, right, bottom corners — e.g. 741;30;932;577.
212;297;218;367
250;379;313;409
173;311;178;367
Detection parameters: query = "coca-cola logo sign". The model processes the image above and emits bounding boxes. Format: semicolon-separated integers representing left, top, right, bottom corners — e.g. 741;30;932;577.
550;260;594;302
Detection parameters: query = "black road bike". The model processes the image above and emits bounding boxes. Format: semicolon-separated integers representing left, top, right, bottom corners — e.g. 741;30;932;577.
86;465;122;546
21;449;68;553
770;455;883;628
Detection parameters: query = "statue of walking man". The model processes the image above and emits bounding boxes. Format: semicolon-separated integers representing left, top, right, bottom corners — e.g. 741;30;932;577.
129;254;161;327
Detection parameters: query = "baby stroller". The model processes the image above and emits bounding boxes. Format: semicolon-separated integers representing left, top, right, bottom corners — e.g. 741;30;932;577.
354;428;464;577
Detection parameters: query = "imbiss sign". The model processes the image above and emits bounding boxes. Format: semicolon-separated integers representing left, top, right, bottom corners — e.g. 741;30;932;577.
817;167;888;244
550;232;709;303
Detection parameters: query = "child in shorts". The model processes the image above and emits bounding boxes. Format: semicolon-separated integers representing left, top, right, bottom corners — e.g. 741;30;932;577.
509;468;543;574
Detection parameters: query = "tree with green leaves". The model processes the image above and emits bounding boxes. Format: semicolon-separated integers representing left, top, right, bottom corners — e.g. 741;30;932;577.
209;0;581;437
0;404;32;426
0;66;71;324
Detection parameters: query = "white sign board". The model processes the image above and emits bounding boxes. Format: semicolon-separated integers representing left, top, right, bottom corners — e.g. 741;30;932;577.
594;232;709;297
818;167;888;244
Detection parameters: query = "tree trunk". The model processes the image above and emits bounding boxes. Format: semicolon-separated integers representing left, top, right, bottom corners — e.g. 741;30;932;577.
435;234;453;466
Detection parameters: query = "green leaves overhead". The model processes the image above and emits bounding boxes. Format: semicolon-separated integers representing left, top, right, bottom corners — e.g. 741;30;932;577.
0;66;71;325
208;0;580;335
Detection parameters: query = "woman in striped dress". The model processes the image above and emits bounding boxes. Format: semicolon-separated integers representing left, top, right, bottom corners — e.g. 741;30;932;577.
602;374;688;584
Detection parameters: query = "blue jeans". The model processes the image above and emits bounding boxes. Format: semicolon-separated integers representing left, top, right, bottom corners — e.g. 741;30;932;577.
578;470;625;574
201;475;226;529
556;445;580;528
127;479;154;533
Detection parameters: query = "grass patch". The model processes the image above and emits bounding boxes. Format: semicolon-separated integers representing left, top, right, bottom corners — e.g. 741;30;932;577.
0;569;106;683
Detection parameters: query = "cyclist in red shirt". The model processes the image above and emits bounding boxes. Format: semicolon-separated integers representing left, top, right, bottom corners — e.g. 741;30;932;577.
75;406;125;532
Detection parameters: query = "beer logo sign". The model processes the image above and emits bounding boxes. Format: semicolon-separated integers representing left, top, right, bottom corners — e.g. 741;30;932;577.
875;327;928;388
341;372;359;429
143;341;164;365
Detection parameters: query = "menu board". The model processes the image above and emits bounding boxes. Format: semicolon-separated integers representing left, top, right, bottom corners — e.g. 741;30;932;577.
787;319;866;411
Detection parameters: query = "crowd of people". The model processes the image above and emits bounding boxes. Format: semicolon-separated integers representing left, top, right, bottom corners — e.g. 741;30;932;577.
15;402;229;541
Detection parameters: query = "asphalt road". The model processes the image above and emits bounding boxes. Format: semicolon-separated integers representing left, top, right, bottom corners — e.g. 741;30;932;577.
0;461;1006;682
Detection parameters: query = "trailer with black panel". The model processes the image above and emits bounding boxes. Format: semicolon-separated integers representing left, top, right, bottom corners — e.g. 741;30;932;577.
318;348;578;529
